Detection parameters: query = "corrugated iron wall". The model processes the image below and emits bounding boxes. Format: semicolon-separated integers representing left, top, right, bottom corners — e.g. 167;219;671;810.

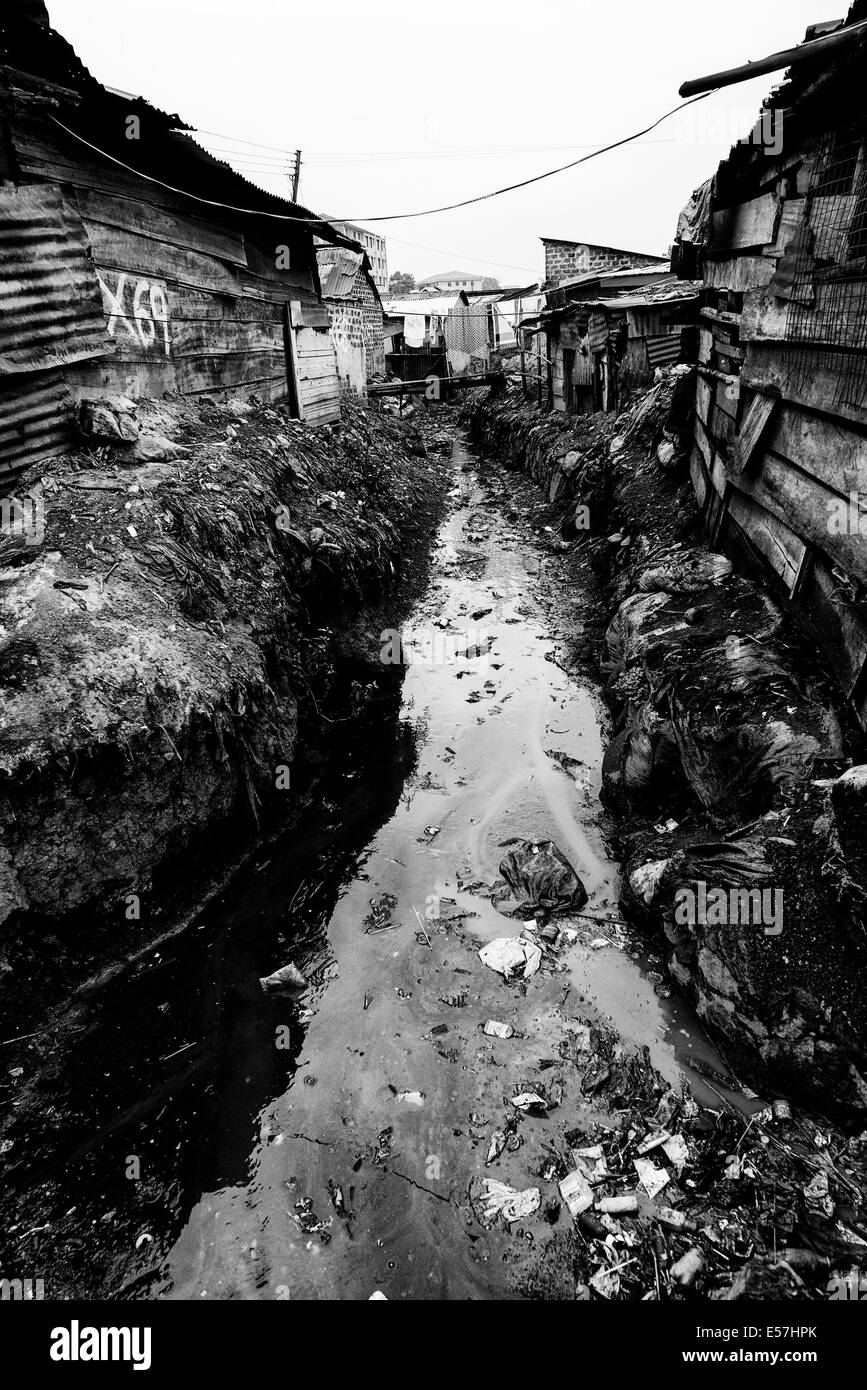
0;182;107;486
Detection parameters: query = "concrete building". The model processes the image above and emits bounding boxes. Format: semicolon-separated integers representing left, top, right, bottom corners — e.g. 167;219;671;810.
416;271;494;293
541;237;669;287
325;220;389;295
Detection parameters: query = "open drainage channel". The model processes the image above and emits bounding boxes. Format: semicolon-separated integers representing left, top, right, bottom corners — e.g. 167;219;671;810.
1;435;750;1301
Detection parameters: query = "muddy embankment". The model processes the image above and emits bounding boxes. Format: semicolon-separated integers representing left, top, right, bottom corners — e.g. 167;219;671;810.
0;394;454;1032
463;375;867;1117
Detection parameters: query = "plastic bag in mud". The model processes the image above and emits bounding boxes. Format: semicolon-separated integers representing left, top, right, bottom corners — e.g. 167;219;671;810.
636;551;732;596
602;702;680;806
498;839;588;914
479;936;543;980
605;592;690;669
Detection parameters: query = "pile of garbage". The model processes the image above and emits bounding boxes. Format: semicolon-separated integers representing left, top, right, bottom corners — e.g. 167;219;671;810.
472;1017;867;1301
463;375;867;1115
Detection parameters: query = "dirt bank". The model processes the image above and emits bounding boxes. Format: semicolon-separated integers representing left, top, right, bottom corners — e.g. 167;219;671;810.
463;377;867;1117
0;394;454;1022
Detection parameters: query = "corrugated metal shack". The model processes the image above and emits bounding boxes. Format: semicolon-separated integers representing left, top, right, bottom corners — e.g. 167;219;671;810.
542;271;699;413
0;5;354;488
316;246;385;394
674;3;867;723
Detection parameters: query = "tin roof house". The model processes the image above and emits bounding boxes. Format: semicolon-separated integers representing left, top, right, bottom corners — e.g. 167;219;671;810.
0;2;354;486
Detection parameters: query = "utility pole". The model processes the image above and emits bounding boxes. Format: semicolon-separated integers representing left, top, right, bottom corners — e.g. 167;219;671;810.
290;150;301;202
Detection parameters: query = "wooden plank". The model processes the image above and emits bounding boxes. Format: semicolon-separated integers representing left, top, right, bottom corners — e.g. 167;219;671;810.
733;448;867;587
703;255;776;293
710;451;727;498
87;222;243;296
175;350;286;395
694;412;714;470
689;443;709;508
696;374;713;426
74;186;248;267
762;198;804;258
725;489;806;591
734;392;777;474
741;280;867;350
711;192;779;252
765;402;867;495
742;344;867;428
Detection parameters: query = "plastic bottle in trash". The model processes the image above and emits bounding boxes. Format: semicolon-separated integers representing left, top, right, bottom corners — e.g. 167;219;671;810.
656;1206;698;1233
596;1194;639;1215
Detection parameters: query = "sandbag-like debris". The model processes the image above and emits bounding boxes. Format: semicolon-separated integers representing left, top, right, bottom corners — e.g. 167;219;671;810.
498;839;587;914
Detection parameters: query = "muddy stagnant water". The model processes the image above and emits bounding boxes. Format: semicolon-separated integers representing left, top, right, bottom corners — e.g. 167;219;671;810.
4;436;748;1301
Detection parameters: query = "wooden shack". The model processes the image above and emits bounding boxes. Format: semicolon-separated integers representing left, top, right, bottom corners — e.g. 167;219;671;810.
0;5;353;488
674;3;867;722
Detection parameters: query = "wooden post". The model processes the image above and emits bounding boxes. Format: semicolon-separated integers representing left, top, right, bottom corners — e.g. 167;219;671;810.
283;302;303;420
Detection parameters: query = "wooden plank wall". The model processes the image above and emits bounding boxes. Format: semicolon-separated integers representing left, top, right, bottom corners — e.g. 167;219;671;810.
10;113;340;421
689;124;867;723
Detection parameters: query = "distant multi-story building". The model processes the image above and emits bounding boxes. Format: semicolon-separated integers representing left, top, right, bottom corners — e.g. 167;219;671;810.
325;219;389;295
417;270;493;293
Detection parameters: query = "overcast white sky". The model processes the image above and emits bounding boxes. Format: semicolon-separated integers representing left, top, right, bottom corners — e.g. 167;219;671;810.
48;0;828;284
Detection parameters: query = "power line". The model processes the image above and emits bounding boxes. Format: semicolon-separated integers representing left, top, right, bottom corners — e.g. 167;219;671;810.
51;90;714;227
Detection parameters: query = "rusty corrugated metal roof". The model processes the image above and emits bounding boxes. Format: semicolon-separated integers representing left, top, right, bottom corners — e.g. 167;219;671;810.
0;182;108;375
316;247;364;299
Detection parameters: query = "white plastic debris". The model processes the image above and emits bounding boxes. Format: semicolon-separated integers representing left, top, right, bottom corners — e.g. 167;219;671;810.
590;1266;621;1298
396;1090;425;1107
662;1134;689;1174
483;1020;515;1039
636;1128;671;1155
369;1291;388;1300
634;1157;670;1200
596;1194;639;1215
479;936;542;980
259;962;306;993
572;1144;604;1161
510;1091;549;1113
479;1179;541;1225
628;858;673;907
559;1170;594;1217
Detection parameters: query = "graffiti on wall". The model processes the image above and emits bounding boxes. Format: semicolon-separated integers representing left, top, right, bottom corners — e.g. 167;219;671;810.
98;271;171;355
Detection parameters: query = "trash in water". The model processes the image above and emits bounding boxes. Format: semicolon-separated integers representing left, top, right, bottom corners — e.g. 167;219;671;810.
396;1090;425;1107
483;1020;515;1039
661;1134;689;1173
559;1170;594;1217
498;839;588;914
259;962;306;993
596;1194;639;1216
479;936;542;980
510;1091;550;1115
590;1266;621;1299
476;1179;541;1226
485;1129;507;1166
634;1157;670;1200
